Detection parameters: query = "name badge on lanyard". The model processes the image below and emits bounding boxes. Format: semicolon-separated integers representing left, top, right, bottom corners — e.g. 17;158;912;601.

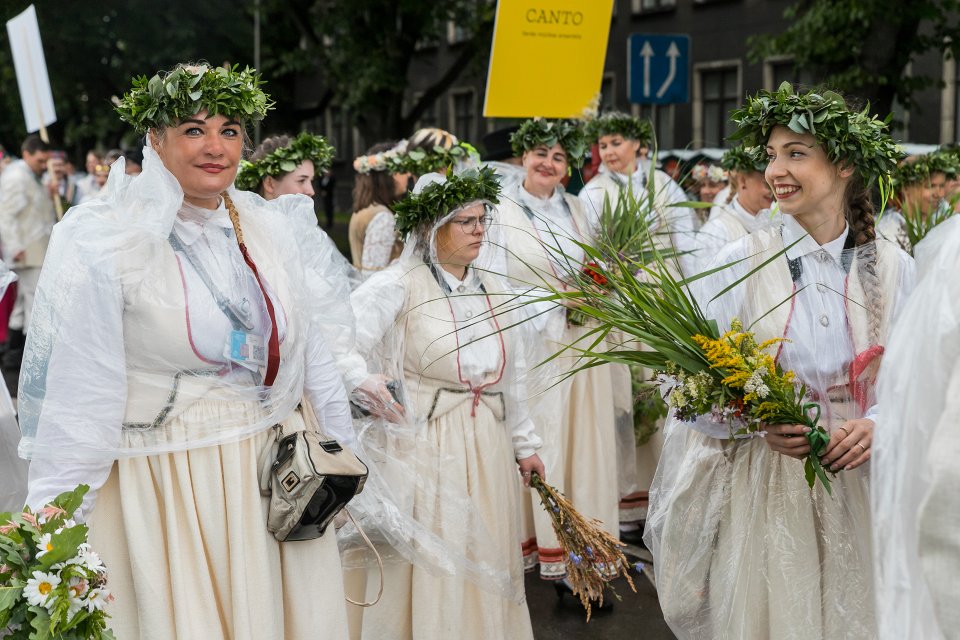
226;329;267;369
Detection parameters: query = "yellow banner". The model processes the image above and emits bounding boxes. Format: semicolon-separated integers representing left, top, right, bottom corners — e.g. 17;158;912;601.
483;0;615;118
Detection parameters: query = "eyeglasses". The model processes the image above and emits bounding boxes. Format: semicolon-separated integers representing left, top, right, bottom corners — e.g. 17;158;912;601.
450;214;492;233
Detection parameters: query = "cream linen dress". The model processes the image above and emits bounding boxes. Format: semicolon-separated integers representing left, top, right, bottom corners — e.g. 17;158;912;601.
24;196;352;640
647;217;914;640
342;261;538;640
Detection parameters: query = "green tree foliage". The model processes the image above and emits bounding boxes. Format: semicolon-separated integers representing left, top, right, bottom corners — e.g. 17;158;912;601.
261;0;495;143
0;1;280;156
749;0;960;120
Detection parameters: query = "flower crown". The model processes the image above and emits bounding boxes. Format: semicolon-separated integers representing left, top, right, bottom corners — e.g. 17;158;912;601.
353;140;410;175
729;82;902;184
691;164;728;183
510;119;587;167
235;132;335;191
393;166;501;237
585;112;653;146
115;64;273;133
892;151;960;188
721;145;766;174
394;142;478;176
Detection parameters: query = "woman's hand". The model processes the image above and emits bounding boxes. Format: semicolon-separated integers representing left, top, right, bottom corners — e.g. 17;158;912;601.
517;453;545;487
820;418;874;471
354;375;405;423
764;423;812;459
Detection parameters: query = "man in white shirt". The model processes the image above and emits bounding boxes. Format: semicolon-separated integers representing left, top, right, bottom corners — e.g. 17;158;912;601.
0;134;56;350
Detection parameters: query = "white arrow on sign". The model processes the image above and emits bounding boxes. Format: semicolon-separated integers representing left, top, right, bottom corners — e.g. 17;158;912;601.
640;41;654;98
656;42;681;99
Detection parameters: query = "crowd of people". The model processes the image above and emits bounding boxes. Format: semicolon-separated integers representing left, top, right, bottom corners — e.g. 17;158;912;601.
0;62;958;640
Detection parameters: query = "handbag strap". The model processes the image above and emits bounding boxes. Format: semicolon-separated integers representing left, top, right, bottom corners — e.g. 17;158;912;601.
343;508;384;608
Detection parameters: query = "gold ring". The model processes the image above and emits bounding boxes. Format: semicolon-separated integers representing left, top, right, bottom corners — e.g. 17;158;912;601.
856;442;867;452
838;426;850;437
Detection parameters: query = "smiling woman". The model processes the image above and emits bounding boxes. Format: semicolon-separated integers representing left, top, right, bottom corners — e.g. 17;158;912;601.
647;84;913;640
17;63;356;640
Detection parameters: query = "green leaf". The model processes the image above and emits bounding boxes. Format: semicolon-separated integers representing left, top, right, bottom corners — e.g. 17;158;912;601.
37;525;88;571
0;585;22;612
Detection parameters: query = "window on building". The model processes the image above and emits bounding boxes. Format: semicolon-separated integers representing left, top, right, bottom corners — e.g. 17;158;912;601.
326;107;351;159
767;59;814;90
637;104;675;150
447;21;469;45
631;0;676;13
450;90;476;142
601;74;616;110
699;66;740;147
413;93;438;130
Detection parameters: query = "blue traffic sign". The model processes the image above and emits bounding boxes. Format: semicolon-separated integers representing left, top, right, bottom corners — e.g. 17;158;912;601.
628;34;690;105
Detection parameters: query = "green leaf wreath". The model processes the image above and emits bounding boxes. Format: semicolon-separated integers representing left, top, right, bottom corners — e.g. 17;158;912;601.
721;145;767;174
584;112;653;146
235;132;336;191
729;82;902;186
115;63;273;132
393;166;500;237
510;119;588;167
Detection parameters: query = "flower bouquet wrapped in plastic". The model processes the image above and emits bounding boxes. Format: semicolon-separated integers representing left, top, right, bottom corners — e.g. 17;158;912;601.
0;485;114;639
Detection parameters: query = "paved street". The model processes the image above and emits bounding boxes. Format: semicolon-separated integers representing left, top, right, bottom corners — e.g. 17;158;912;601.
527;546;675;639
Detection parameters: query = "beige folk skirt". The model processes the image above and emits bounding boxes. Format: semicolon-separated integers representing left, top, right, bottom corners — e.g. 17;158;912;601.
88;399;349;640
648;423;876;640
347;397;533;640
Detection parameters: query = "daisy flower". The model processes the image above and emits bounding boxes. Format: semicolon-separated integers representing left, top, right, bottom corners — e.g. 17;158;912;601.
24;570;61;608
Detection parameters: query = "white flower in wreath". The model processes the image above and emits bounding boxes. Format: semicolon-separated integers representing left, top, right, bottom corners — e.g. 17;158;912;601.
85;587;111;613
36;532;54;558
66;576;89;619
24;570;61;609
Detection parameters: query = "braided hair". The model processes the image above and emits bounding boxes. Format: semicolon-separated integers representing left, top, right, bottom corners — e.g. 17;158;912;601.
844;174;883;345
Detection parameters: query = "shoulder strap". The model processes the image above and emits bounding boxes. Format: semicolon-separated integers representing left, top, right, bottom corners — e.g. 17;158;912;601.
223;192;281;387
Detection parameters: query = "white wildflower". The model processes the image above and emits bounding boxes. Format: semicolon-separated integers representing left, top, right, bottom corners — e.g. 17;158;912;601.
24;570;61;609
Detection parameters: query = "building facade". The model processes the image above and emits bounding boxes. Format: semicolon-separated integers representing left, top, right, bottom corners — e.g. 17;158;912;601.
306;0;957;209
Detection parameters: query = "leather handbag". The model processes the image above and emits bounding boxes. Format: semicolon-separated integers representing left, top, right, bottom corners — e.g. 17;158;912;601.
259;397;369;542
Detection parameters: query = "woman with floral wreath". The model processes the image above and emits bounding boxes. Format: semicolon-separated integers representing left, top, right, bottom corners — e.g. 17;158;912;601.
877;151;955;253
693;145;778;273
646;83;914;639
690;162;728;228
338;167;544;639
235;131;334;200
348;141;412;279
578;112;696;277
487;119;619;603
18;63;355;639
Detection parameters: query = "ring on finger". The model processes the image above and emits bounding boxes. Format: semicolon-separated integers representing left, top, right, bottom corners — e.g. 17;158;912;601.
856;442;868;452
838;426;850;437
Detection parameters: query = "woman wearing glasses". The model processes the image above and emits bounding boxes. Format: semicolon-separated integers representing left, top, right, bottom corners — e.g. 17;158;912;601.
338;168;544;640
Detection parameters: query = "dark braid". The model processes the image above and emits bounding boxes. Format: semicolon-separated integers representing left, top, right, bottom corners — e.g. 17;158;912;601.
844;175;883;345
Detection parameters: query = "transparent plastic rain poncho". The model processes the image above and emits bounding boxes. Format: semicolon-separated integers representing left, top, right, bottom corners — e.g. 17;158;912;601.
0;263;23;512
873;214;960;640
645;215;914;640
336;173;550;604
17;144;357;510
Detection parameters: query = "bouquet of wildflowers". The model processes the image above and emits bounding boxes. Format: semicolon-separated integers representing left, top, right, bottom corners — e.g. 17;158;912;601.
529;474;635;621
531;190;834;492
0;485;114;639
662;319;833;492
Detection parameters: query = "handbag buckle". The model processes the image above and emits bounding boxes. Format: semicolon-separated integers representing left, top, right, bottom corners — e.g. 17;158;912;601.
319;439;343;453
